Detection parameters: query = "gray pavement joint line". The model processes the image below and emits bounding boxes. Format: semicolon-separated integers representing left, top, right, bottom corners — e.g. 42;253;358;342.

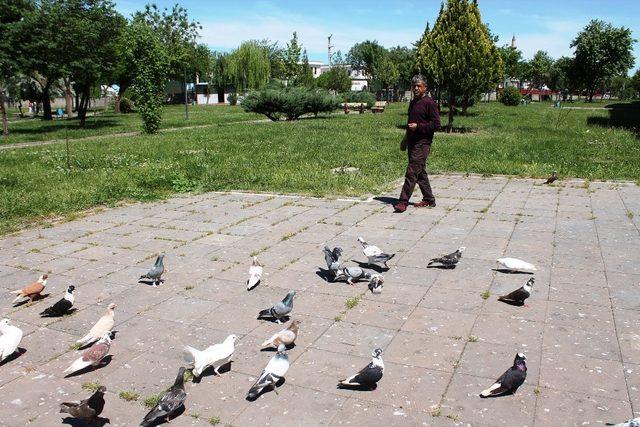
434;177;523;415
532;181;561;427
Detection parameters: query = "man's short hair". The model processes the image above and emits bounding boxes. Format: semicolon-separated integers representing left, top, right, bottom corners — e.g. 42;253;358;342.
411;75;427;86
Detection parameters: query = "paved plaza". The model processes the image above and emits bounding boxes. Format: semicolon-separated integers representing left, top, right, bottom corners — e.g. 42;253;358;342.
0;174;639;426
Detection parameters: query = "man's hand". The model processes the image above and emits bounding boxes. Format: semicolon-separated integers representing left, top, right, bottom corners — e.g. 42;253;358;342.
407;122;418;131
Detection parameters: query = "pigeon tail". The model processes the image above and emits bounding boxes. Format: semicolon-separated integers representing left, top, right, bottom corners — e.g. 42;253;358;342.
64;357;91;374
59;402;77;414
479;382;506;398
11;294;24;304
257;308;272;318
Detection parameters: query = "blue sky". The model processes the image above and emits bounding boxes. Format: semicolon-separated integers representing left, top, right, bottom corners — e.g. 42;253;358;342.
115;0;639;73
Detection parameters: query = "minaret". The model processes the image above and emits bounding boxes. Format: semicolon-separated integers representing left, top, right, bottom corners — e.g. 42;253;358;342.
511;34;516;49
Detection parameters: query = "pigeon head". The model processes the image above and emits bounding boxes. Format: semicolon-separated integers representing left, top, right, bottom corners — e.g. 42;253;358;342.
514;353;527;364
226;334;238;343
357;237;367;245
284;290;296;303
174;366;187;386
67;285;75;293
289;319;301;330
527;278;535;286
457;247;466;253
96;386;107;394
333;247;343;256
99;332;112;343
107;303;117;310
40;274;49;281
372;348;383;358
0;319;10;327
252;256;260;266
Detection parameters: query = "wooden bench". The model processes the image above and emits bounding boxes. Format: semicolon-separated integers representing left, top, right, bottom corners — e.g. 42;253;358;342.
370;101;387;113
341;102;365;114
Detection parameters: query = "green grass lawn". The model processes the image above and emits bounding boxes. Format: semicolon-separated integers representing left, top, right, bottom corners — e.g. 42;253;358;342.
1;104;263;145
0;100;638;234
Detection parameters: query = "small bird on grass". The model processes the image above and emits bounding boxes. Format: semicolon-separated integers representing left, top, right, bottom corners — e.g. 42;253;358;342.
544;171;558;184
480;353;527;398
11;274;47;304
60;386;107;424
498;278;534;307
338;348;384;390
140;367;187;427
246;344;290;400
257;291;295;323
40;285;75;317
357;237;395;269
261;319;300;349
428;247;465;268
139;254;165;287
65;332;111;375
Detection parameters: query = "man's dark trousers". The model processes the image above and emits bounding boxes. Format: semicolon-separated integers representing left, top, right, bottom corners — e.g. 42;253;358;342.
399;140;434;204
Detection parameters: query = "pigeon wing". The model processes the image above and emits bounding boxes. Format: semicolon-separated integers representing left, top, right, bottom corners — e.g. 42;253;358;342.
323;247;335;269
499;286;529;303
363;245;383;257
340;362;383;387
83;341;110;365
272;302;291;316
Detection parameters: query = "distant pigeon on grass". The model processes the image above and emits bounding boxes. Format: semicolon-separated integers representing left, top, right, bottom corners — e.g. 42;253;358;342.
60;386;107;423
357;237;395;269
368;274;384;294
428;247;465;268
76;303;116;347
247;344;290;400
480;353;527;398
338;348;384;390
65;332;111;375
261;319;300;349
606;417;640;427
11;274;47;304
496;257;537;272
0;319;23;362
257;291;295;323
183;334;237;378
140;367;187;427
498;278;534;306
139;254;165;287
40;285;75;317
544;171;558;184
247;256;263;291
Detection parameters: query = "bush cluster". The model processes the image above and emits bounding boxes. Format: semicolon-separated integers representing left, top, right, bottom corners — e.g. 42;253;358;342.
241;87;340;121
227;93;238;106
119;97;134;113
341;91;376;108
500;87;522;106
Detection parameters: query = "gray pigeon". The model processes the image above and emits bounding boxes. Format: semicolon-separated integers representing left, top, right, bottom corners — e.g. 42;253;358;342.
139;254;165;287
607;418;640;427
323;246;343;276
335;266;373;286
428;247;465;268
247;344;290;400
257;291;295;324
368;274;384;294
60;386;107;423
140;367;187;426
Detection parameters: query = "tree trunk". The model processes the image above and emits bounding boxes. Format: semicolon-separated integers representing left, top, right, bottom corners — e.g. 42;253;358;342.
77;87;90;127
64;78;73;117
447;93;455;130
114;84;128;114
0;90;8;136
41;83;52;120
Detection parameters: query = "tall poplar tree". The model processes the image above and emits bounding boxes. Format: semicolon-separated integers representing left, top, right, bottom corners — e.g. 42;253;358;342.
418;0;503;128
283;32;302;84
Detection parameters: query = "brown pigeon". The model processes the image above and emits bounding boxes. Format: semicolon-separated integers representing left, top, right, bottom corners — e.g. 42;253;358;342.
544;171;558;184
261;319;301;349
65;332;111;375
60;386;107;422
11;274;47;303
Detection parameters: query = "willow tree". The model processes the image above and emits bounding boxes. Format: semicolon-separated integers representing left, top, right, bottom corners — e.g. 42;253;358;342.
227;40;271;92
418;0;502;127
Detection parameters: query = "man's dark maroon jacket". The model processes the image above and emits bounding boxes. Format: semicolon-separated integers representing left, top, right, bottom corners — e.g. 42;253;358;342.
407;95;440;144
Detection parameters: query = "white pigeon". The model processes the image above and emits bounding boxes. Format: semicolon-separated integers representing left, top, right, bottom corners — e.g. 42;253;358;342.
64;332;111;375
0;319;23;362
496;257;537;272
183;334;237;377
247;256;263;291
76;303;116;347
357;237;395;268
246;344;290;399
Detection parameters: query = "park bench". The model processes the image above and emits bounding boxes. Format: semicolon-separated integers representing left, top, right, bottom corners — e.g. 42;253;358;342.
371;101;387;113
341;102;366;114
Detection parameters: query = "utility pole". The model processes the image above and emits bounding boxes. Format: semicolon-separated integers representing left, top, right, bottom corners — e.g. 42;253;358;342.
328;34;333;65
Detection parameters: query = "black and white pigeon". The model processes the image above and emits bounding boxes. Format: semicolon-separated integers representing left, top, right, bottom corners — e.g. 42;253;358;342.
479;353;527;398
368;274;384;294
257;290;296;323
40;285;75;317
357;237;395;269
428;247;466;268
335;266;374;286
606;417;640;427
139;254;165;287
323;246;343;274
498;278;534;306
247;256;263;291
544;170;558;184
338;347;384;390
246;344;290;400
140;366;187;427
60;385;107;423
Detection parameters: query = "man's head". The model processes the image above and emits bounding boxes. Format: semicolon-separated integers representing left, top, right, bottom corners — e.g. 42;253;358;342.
411;75;428;98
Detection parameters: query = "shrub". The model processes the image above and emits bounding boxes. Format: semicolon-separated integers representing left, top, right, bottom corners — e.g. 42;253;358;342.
227;93;238;106
500;87;522;106
342;91;376;108
241;87;340;121
119;97;134;113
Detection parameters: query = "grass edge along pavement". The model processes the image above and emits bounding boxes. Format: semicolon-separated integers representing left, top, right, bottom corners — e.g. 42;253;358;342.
1;101;639;236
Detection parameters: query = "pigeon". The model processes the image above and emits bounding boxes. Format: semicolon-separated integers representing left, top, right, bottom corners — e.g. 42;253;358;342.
606;417;640;427
246;344;290;400
247;256;263;291
323;246;343;274
139;254;165;286
76;303;116;347
428;247;465;268
544;170;558;184
65;332;111;375
60;386;107;423
338;348;384;390
480;353;527;398
261;319;301;349
496;257;537;272
335;266;374;286
257;290;295;323
183;334;237;378
0;319;23;362
40;285;75;317
357;237;395;268
140;366;187;427
11;274;47;303
498;278;534;306
368;274;384;294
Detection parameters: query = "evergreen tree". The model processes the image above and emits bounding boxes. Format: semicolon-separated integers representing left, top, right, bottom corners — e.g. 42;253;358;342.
283;31;302;83
376;55;399;100
418;0;503;127
294;50;315;88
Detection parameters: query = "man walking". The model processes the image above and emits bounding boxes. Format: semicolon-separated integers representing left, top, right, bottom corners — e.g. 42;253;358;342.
393;75;440;213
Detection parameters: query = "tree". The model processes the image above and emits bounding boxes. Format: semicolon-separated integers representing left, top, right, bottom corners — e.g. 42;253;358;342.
112;21;137;114
608;75;634;100
283;32;302;83
226;40;271;92
571;20;635;102
293;50;315;88
388;46;416;93
631;69;640;99
207;51;231;101
375;55;399;100
130;22;168;133
548;56;576;100
498;45;523;82
527;50;554;95
418;0;503;127
347;40;387;91
316;66;351;93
